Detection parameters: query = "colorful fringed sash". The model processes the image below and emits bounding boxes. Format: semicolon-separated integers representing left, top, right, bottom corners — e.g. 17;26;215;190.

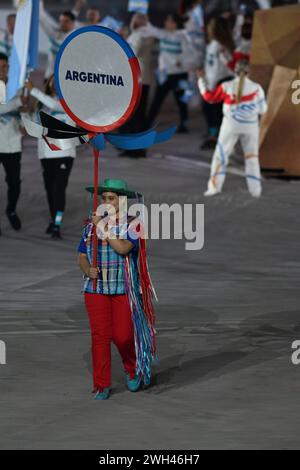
125;235;157;384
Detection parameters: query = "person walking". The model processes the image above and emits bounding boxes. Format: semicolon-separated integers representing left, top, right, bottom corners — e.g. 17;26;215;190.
78;179;156;400
0;53;27;235
25;75;76;239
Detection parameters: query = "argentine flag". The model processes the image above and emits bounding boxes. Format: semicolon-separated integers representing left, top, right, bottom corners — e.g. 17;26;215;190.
100;16;123;33
128;0;149;14
7;0;39;102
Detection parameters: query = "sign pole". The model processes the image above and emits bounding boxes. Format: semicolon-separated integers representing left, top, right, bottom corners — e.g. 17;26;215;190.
92;147;99;292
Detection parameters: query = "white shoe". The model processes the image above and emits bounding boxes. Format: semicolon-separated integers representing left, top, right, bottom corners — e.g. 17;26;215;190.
204;188;220;197
250;190;262;198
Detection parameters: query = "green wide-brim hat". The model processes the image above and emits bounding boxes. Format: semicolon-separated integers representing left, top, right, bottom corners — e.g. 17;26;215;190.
86;179;142;199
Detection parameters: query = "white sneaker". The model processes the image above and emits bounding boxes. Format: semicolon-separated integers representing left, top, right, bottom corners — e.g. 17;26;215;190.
250;190;262;198
204;188;220;197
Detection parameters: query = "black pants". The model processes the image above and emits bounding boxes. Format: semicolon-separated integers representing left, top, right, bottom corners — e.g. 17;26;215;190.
202;100;224;136
123;84;150;133
0;152;21;213
147;73;189;127
40;157;73;222
202;76;233;137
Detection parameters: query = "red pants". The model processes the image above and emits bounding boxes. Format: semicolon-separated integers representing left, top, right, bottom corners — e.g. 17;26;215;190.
85;293;136;389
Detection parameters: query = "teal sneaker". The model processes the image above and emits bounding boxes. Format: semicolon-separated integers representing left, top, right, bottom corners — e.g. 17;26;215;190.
126;373;142;392
94;388;111;400
143;373;151;388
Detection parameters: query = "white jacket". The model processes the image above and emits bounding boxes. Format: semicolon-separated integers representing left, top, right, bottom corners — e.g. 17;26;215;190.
127;31;155;86
199;76;268;132
184;5;206;68
0;28;13;56
30;88;76;160
40;1;75;79
141;24;193;75
204;40;234;90
0;95;23;154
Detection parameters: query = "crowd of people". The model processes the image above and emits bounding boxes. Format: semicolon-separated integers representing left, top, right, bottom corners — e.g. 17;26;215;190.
0;0;285;237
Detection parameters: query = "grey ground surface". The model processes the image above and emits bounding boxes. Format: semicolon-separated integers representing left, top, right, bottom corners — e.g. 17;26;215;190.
0;103;300;450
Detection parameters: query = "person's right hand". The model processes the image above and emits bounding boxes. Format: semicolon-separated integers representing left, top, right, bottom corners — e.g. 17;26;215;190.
74;0;86;11
24;80;33;91
88;267;99;279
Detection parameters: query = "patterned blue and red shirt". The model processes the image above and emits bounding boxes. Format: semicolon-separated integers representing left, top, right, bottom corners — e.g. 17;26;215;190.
78;220;139;295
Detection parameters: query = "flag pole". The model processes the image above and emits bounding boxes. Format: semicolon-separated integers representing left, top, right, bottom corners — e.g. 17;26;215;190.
92;147;100;292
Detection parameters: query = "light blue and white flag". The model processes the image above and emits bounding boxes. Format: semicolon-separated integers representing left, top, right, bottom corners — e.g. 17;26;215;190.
128;0;149;14
28;0;39;70
192;5;205;30
7;0;39;102
100;16;123;33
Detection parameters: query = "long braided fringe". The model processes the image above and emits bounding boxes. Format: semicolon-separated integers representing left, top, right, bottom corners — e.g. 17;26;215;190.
125;238;157;383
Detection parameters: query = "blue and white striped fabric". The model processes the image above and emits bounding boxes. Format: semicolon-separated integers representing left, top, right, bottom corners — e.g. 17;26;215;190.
0;30;13;57
100;16;123;32
7;0;39;102
159;38;182;55
128;0;149;14
191;5;205;30
28;0;39;70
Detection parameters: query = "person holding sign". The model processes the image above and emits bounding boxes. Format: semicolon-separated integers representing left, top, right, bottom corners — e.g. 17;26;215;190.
49;26;159;400
78;180;150;400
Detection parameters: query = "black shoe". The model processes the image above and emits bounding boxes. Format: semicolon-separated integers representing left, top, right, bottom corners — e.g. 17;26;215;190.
51;226;62;239
6;211;21;230
128;149;147;158
176;124;189;134
118;150;132;157
200;138;217;150
46;222;54;234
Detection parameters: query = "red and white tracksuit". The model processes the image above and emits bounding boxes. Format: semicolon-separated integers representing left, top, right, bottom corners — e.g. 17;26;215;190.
198;76;268;197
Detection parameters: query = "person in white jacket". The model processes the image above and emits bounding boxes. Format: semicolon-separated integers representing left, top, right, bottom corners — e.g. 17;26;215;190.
0;53;27;235
40;1;76;80
0;13;15;57
120;13;155;158
198;59;268;198
181;0;206;68
25;75;76;239
142;14;193;133
201;15;235;149
72;0;102;26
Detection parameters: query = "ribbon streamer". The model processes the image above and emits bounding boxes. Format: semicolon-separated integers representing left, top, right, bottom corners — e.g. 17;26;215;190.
22;111;176;153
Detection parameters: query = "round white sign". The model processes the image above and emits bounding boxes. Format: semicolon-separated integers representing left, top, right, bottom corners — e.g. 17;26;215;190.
55;26;142;133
